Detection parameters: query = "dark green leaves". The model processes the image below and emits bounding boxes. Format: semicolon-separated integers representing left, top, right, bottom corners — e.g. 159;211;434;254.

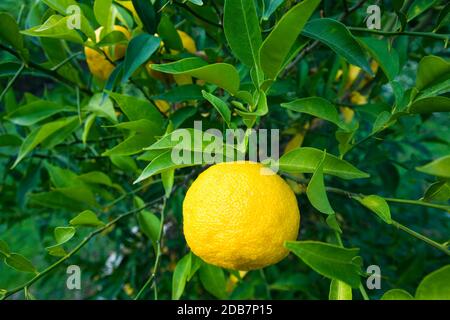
151;58;240;95
278;147;369;180
121;34;161;83
408;97;450;114
12;116;79;168
259;0;320;79
285;241;362;288
131;0;160;34
224;0;262;69
303;19;372;75
0;13;29;61
359;37;399;81
281;97;349;130
4;253;37;273
1;240;37;273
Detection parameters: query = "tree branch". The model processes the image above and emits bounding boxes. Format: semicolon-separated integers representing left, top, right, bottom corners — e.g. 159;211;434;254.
0;197;163;300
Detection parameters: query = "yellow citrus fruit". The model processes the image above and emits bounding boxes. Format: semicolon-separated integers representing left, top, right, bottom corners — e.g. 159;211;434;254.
183;162;300;270
154;100;170;113
177;30;197;54
85;26;130;81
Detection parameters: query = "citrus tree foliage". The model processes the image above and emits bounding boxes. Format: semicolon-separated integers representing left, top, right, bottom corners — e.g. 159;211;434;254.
0;0;449;300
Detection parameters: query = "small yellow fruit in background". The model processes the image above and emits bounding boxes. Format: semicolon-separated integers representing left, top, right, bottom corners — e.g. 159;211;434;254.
154;100;170;113
85;26;131;81
177;30;197;54
183;162;300;271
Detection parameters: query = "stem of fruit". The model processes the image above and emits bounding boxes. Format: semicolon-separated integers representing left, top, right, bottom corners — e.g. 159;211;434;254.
134;197;167;300
0;199;162;300
0;62;25;102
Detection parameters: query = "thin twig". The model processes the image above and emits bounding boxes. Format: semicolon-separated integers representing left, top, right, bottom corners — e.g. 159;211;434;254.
349;27;450;41
1;198;163;300
0;44;92;95
134;197;167;300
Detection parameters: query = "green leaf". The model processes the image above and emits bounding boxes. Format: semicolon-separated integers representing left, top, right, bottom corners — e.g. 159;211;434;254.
0;13;28;61
6;100;74;126
423;181;450;202
259;0;320;79
21;15;84;44
94;0;112;27
326;214;342;234
415;56;450;93
359;37;399;81
409;96;450;114
329;279;352;300
150;58;240;95
285;241;361;288
372;111;392;134
86;94;118;124
307;152;335;215
262;0;285;21
138;210;161;244
110;155;138;172
235;90;269;117
416;155;450;178
152;84;203;102
158;14;183;51
381;289;414;300
356;195;392;224
134;150;202;183
407;0;439;22
0;134;22;147
161;169;175;198
224;0;262;68
0;240;10;257
42;0;78;14
202;91;232;126
12;116;79;168
4;253;37;273
172;253;192;300
281;97;348;130
54;226;76;245
70;210;105;227
131;0;159;34
199;263;228;299
108;92;164;123
121;34;161;83
103;134;154;156
302;19;372;75
415;265;450;300
278;147;370;180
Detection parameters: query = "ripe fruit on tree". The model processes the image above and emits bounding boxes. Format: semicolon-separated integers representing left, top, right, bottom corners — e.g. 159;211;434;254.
183;162;300;270
84;25;131;81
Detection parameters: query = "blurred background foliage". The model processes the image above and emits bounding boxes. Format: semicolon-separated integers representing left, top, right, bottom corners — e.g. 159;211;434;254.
0;0;449;300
